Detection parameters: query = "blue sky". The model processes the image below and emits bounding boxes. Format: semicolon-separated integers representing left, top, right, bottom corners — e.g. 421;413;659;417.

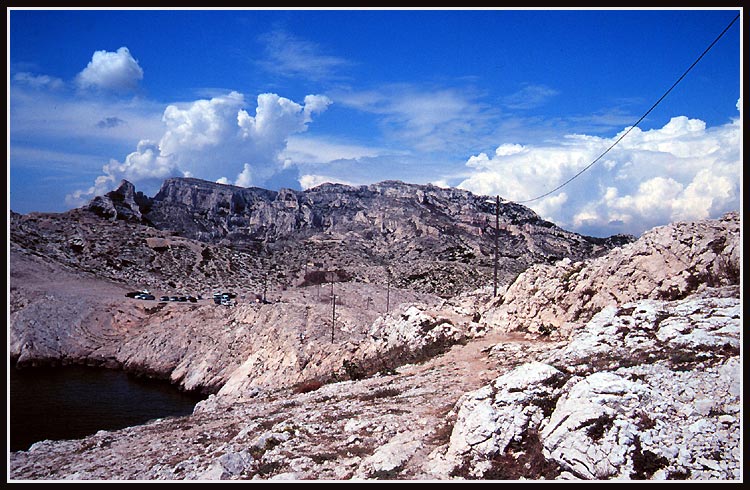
8;7;742;237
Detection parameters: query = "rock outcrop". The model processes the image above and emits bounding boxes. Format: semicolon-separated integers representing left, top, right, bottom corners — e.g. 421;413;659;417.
87;180;150;222
432;286;740;480
478;211;740;338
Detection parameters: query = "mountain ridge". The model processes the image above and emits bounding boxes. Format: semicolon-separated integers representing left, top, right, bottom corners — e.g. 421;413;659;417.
75;177;634;297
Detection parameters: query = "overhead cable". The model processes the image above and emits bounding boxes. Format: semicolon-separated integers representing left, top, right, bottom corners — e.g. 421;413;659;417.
516;12;740;204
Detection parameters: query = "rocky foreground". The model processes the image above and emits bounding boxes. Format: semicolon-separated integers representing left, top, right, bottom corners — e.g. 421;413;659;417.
8;212;742;481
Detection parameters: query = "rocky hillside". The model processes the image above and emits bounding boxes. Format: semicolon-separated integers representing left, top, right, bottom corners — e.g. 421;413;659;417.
9;208;260;303
9;209;741;481
8;177;633;392
476;211;741;339
81;177;632;297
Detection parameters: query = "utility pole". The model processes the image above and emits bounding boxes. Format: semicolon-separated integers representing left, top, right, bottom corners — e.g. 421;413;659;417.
386;271;391;313
494;195;500;297
331;294;336;343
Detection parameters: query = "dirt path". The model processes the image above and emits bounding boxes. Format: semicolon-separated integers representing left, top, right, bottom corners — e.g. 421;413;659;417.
362;330;558;479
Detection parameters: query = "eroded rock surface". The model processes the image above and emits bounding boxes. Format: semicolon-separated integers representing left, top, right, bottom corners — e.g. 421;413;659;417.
78;177;629;297
479;212;739;338
434;287;740;481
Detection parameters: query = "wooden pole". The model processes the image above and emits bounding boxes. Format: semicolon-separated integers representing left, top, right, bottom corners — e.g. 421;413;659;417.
331;294;336;343
494;195;500;297
386;273;390;313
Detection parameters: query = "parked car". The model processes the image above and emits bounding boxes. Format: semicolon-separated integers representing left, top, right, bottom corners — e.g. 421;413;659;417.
160;296;170;302
128;289;153;300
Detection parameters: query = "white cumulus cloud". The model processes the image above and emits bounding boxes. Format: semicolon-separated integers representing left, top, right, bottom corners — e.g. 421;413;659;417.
65;140;182;207
458;110;741;237
76;47;143;92
67;91;330;204
235;164;253;188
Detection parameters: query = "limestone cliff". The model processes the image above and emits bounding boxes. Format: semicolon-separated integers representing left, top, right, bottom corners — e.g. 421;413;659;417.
81;177;632;297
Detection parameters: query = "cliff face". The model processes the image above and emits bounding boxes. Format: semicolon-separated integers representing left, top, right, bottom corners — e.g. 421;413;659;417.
77;177;632;297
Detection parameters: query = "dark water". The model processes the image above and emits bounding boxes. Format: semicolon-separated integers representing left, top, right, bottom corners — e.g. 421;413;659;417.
10;365;207;452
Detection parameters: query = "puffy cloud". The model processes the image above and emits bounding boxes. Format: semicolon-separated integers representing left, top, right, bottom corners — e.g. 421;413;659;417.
105;139;181;182
303;94;333;121
65;139;182;206
458;112;740;237
76;47;143;92
67;91;330;203
215;163;253;187
494;143;526;157
161;91;246;155
673;168;736;220
233;164;253;187
236;93;331;152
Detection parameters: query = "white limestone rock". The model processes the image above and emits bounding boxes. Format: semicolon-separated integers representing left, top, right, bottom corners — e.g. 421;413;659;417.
443;361;566;475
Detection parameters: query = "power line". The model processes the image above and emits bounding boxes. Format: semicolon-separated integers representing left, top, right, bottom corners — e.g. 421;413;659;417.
516;12;740;205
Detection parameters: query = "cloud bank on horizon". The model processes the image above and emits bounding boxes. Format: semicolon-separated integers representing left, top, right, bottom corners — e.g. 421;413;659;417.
457;102;741;237
9;9;741;238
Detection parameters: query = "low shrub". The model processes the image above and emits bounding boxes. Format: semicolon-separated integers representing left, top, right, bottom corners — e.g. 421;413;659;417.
293;380;324;394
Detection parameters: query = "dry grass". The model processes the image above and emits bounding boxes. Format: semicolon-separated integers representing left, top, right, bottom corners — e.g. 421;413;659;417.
358;387;401;402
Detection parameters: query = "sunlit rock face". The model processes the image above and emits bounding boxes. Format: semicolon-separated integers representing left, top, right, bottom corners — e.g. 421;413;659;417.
438;287;740;480
479;211;739;339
